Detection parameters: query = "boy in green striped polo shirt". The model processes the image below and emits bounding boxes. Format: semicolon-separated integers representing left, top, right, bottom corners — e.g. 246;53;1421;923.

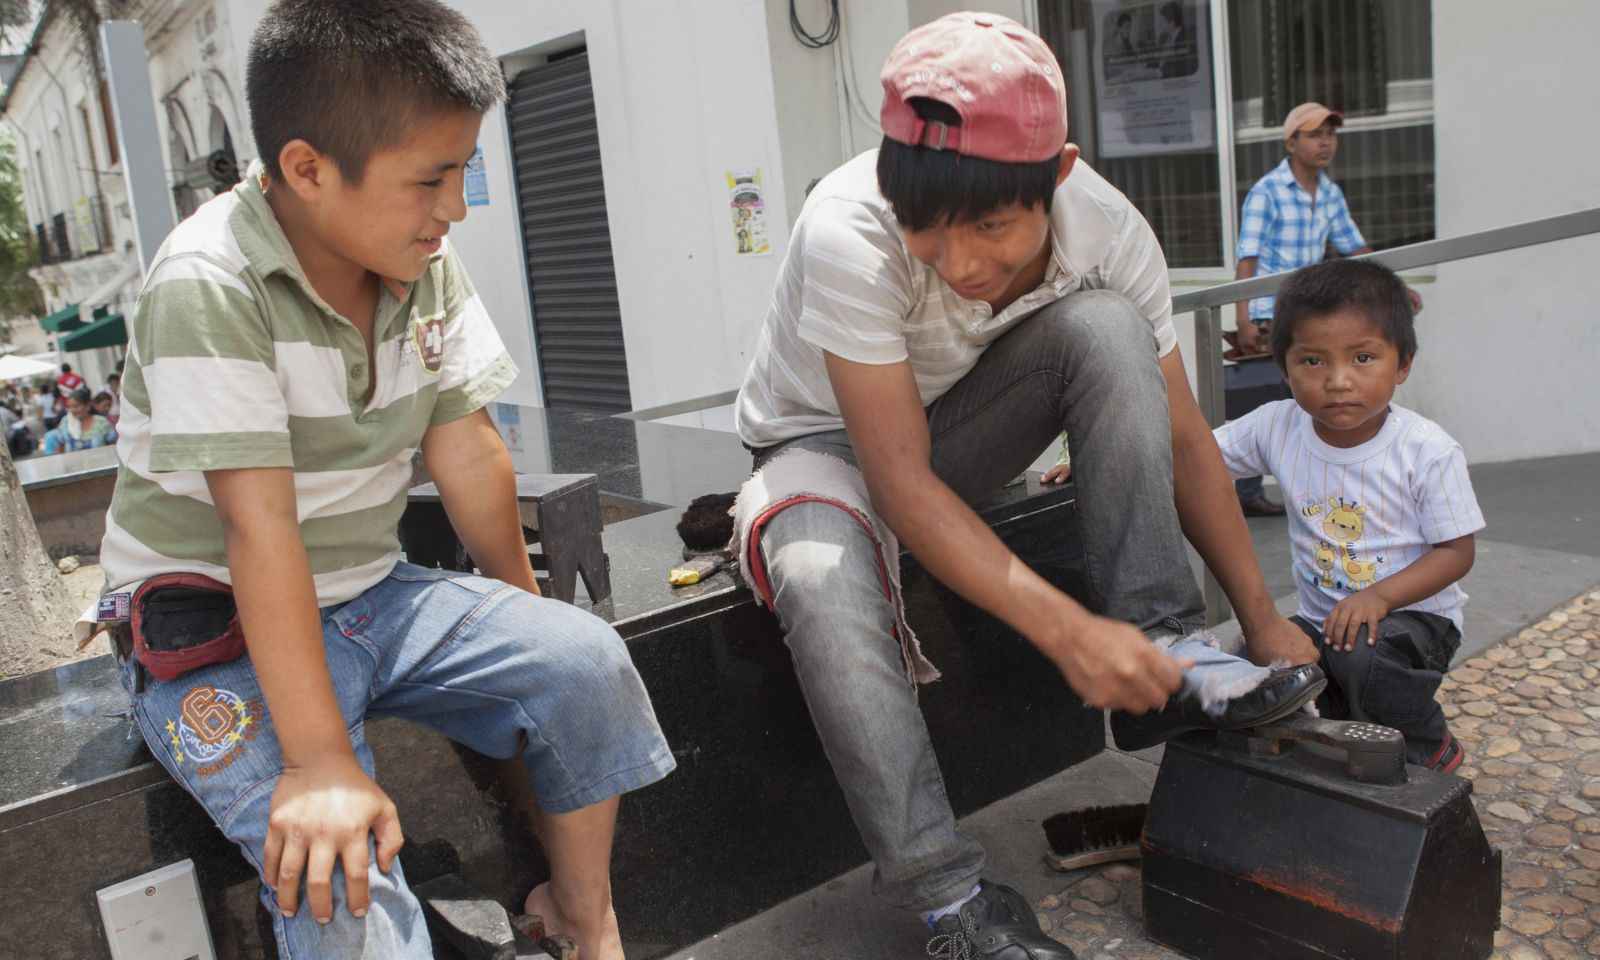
92;2;673;957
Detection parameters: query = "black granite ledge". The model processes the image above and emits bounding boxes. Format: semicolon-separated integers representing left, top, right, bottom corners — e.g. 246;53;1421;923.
0;407;1097;959
0;655;156;823
0;408;1078;820
598;471;1075;641
0;472;1075;822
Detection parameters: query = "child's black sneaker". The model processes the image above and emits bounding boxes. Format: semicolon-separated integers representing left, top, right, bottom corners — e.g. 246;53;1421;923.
926;880;1077;959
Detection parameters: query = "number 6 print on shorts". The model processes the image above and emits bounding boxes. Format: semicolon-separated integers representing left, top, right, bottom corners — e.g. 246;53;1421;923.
165;684;265;779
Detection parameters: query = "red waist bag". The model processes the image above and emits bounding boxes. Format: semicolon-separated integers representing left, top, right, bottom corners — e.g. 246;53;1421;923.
130;573;247;682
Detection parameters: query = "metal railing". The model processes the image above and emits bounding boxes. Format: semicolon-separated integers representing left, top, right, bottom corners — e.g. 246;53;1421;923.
616;389;739;422
1173;205;1600;626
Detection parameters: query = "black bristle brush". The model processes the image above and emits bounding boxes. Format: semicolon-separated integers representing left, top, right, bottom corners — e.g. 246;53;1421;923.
670;492;739;586
1042;803;1146;872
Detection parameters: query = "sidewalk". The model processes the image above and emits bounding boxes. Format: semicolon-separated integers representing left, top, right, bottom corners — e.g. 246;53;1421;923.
663;452;1600;960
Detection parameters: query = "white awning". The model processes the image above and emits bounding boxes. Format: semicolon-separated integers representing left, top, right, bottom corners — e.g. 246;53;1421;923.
0;354;58;381
76;255;142;324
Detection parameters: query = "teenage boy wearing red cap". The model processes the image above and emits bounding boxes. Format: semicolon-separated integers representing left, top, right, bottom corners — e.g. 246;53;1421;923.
733;12;1319;957
1229;102;1423;516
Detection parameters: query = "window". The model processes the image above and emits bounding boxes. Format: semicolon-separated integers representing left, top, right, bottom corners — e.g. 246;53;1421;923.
1231;0;1435;250
1041;1;1224;267
1037;0;1434;266
35;147;52;211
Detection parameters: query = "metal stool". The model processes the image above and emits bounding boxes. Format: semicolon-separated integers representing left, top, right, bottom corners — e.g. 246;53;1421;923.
399;473;611;610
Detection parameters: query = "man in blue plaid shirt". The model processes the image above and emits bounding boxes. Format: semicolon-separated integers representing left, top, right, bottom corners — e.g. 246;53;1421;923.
1228;101;1421;515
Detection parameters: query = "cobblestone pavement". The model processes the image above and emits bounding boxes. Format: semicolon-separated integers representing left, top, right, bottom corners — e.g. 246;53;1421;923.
1031;586;1600;960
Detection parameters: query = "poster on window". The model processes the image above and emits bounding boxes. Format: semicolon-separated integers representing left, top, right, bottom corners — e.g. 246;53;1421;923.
1091;0;1215;158
726;166;771;257
464;147;489;208
492;402;523;453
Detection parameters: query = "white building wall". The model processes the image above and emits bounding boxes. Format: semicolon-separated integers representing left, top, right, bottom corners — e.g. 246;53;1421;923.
441;0;1044;413
2;15;128;389
1401;0;1600;463
2;1;257;389
438;0;795;410
11;0;1586;462
5;17;111;254
763;0;850;227
143;0;253;218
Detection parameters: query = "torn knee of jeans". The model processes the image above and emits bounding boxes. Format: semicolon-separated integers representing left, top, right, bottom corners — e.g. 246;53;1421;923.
1156;630;1274;716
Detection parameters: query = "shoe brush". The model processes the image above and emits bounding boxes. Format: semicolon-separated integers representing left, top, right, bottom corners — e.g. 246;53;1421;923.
1043;803;1146;871
671;492;738;586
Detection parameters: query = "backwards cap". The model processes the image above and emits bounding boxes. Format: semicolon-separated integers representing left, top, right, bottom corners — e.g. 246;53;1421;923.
879;12;1068;164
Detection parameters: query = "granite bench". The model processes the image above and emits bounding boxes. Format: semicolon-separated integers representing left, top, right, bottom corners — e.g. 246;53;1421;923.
0;408;1103;959
15;445;119;561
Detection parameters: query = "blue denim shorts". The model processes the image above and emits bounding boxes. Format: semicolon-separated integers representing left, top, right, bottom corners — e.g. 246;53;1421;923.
118;562;675;959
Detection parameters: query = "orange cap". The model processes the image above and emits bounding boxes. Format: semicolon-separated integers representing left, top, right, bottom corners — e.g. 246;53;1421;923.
1282;102;1343;140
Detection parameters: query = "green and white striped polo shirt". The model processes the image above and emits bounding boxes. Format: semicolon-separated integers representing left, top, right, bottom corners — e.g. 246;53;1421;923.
99;168;518;607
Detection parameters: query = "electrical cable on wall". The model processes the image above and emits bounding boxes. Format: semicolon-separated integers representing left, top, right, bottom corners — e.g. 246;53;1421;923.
835;0;881;133
789;0;840;49
791;0;880;160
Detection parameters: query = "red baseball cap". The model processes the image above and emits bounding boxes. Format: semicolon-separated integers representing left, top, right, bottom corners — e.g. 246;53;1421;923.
879;12;1068;164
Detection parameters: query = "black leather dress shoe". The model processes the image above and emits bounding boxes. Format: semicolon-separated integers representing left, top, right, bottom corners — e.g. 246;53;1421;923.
1240;496;1288;517
927;881;1077;959
1109;663;1327;752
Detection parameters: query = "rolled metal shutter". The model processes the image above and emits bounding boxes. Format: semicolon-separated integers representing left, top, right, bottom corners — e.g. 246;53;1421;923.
507;52;632;412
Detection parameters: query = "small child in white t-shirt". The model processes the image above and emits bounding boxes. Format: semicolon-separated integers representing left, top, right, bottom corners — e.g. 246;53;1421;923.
1214;258;1484;772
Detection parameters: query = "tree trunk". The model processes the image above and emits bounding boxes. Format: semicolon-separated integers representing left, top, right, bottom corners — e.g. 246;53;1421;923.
0;442;78;678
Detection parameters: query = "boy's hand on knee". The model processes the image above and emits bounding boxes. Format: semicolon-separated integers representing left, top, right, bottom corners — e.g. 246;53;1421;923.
1323;593;1391;653
1051;616;1191;713
263;755;405;924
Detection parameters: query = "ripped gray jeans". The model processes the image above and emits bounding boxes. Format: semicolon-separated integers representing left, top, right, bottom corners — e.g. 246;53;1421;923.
753;291;1207;911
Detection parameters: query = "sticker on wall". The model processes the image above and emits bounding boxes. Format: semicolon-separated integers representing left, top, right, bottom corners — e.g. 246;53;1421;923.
465;147;490;207
726;166;771;256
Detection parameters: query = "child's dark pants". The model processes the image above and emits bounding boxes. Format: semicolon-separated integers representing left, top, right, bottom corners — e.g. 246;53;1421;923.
1290;610;1460;766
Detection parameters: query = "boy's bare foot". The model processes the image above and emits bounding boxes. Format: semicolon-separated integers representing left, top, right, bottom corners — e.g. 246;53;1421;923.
525;881;625;960
511;913;577;960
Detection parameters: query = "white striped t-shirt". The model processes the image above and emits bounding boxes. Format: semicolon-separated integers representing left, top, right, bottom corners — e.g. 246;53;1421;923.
735;150;1177;446
1215;400;1485;631
98;164;516;610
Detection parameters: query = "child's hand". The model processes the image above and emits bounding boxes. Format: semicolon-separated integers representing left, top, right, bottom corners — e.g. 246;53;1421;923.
264;755;404;923
1322;592;1391;653
1041;463;1072;485
1235;321;1269;355
1407;286;1424;315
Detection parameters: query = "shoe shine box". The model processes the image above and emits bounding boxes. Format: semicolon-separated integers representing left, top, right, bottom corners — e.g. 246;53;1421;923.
1140;722;1500;960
